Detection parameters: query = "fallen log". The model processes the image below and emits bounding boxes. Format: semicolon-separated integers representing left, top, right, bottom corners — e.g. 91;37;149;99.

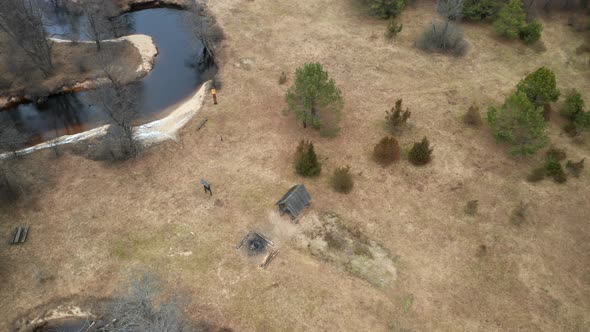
261;250;279;269
197;118;208;131
236;232;251;249
11;227;22;245
255;232;275;246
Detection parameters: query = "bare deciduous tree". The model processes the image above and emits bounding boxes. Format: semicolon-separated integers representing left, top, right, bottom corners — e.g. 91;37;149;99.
0;118;28;156
81;0;118;51
416;19;469;56
0;118;28;203
437;0;465;20
103;272;195;332
185;2;224;65
90;59;141;160
0;0;54;77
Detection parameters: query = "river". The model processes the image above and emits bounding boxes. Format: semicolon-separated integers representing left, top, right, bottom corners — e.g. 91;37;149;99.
0;6;211;145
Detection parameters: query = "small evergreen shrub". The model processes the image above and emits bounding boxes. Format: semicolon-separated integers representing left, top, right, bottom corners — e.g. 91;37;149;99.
416;20;469;56
331;166;354;193
561;90;585;120
516;67;560;107
462;0;503;20
464;200;479;215
294;140;321;177
386;17;403;38
386;99;411;130
510;201;527;226
279;71;287;85
519;20;543;44
364;0;407;19
408;137;433;166
574;111;590;133
566;159;585;177
487;91;548;155
544;156;567;183
463;105;482;126
373;136;401;165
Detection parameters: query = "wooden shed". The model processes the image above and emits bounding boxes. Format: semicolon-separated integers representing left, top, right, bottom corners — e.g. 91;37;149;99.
276;184;311;220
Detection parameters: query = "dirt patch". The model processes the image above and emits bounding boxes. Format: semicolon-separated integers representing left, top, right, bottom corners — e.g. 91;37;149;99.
297;212;398;287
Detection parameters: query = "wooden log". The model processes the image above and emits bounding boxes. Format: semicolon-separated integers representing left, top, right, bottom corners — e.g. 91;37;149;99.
197;118;208;131
260;252;272;268
261;250;279;269
12;227;22;244
255;232;275;246
20;226;29;243
236;232;251;249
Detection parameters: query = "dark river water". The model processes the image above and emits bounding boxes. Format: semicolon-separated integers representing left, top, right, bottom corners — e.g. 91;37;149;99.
1;7;208;144
35;317;91;332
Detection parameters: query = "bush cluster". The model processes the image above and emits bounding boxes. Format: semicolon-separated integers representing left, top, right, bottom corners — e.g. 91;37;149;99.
416;20;469;56
294;140;321;177
519;20;543;44
566;159;585;177
516;67;560;107
494;0;543;43
331;166;354;193
526;149;575;183
487;91;548;155
544;156;567;183
373;136;401;165
560;90;590;136
386;17;403;38
462;0;503;20
463;105;482;126
364;0;407;19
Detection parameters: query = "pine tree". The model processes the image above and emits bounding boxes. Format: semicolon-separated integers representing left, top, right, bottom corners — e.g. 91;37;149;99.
493;0;526;39
294;140;321;176
408;137;433;165
516;67;560;107
286;63;343;136
385;99;411;130
487;91;548;155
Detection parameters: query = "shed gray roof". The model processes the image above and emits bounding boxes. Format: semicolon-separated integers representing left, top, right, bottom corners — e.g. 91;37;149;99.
276;184;311;218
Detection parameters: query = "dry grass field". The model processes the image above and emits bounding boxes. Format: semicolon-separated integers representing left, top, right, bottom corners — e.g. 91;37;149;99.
1;0;590;331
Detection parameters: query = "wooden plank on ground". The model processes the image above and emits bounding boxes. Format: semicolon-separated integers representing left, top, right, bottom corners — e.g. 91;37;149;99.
12;227;22;245
236;232;250;249
255;232;275;247
20;226;29;243
197;118;208;131
261;250;279;269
